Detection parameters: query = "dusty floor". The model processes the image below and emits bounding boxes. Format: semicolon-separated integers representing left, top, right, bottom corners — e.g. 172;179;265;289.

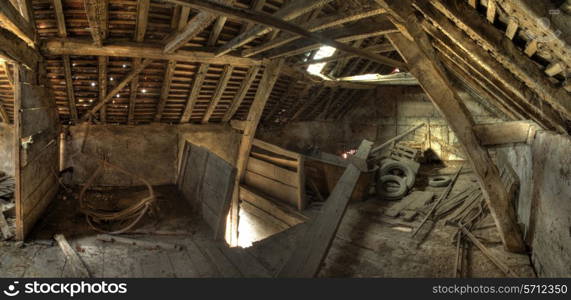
0;163;536;277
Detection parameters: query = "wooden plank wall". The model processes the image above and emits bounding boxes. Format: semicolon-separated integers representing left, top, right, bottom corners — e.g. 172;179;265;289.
243;139;305;211
177;142;236;240
14;67;60;240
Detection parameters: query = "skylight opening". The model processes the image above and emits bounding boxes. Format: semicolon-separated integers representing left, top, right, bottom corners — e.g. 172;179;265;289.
307;46;336;78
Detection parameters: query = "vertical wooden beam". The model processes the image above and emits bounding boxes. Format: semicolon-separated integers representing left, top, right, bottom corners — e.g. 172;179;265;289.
387;31;525;252
222;65;260;122
84;0;108;47
228;59;283;246
278;139;373;277
62;55;78;123
202;65;233;123
134;0;150;42
154;60;177;122
53;0;67;38
180;63;209;123
98;56;108;123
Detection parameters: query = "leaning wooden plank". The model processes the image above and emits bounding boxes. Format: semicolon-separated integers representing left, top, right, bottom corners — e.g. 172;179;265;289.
246;157;299;187
53;234;91;278
277;139;373;278
96;234;184;250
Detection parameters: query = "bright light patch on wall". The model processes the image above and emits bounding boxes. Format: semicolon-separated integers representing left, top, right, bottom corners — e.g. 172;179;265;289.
307;46;336;77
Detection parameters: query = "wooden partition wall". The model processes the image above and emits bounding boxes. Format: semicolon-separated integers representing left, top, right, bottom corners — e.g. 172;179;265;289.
14;67;60;240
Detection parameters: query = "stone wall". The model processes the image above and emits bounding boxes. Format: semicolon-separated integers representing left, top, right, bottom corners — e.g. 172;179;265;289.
258;86;502;160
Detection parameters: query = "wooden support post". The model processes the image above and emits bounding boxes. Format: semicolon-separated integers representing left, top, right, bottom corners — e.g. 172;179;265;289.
386;29;524;252
228;59;283;246
278;139;373;277
180;63;209;123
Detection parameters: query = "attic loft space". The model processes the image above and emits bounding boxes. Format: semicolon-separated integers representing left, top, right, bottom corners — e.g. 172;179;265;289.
0;0;571;280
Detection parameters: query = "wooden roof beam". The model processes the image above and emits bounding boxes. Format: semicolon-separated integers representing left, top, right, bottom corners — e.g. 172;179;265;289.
214;0;334;57
42;39;262;67
0;1;35;45
62;55;79;123
202;64;233;123
0;28;39;69
134;0;151;42
81;59;153;121
84;0;108;47
242;8;386;57
428;0;571;120
98;56;108;123
414;0;567;133
163;0;406;69
180;63;209;123
222;65;260;122
53;0;67;37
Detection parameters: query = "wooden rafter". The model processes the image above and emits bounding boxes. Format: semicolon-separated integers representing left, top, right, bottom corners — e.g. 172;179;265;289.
242;8;387;57
291;85;326;121
0;28;39;69
84;0;108;47
154;60;177;122
127;59;142;125
296;42;394;67
62;55;78;123
81;59;153;121
164;0;405;69
42;39;262;67
377;0;525;253
0;0;35;45
98;56;108;123
134;0;150;42
53;0;67;37
180;63;209;123
214;0;334;57
266;19;399;60
428;0;571;120
264;81;295;123
229;59;284;246
222;65;260;122
164;12;218;54
202;64;233;123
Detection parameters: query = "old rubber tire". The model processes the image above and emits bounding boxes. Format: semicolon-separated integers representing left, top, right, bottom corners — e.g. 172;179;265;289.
428;176;451;187
376;175;408;201
379;160;416;189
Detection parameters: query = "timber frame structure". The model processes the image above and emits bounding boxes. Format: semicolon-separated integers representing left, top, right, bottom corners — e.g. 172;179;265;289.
1;0;570;251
